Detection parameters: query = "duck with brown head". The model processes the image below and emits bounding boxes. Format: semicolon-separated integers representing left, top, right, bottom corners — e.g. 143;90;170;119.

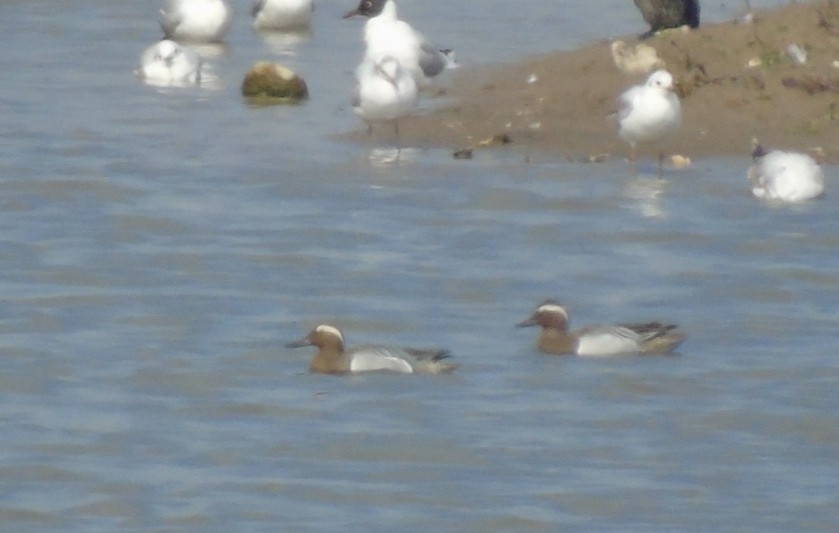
286;324;458;375
517;300;685;356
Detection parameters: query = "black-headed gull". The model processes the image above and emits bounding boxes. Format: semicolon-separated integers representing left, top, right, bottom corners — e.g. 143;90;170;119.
352;54;418;139
343;0;447;89
617;69;682;175
634;0;700;39
159;0;233;43
748;143;825;202
136;39;202;87
252;0;314;31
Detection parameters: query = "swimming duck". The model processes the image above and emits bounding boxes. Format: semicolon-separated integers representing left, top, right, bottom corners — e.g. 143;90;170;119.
286;324;457;375
517;300;685;356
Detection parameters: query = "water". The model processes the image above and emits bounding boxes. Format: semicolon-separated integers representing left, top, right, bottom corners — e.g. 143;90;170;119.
2;1;837;531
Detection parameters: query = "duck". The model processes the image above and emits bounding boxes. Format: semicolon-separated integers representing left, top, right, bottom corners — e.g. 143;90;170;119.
617;69;682;176
285;324;458;375
747;142;825;202
136;39;202;87
252;0;314;32
633;0;700;39
159;0;233;43
343;0;447;89
516;300;685;356
352;54;418;137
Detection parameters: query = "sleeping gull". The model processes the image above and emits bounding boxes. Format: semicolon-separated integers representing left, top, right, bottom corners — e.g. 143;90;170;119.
343;0;447;89
136;39;202;87
352;54;418;141
617;69;682;176
748;142;825;202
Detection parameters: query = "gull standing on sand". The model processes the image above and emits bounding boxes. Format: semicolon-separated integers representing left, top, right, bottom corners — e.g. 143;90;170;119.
352;54;418;140
136;39;202;87
343;0;447;89
159;0;233;43
617;69;682;176
252;0;314;31
747;143;825;202
634;0;700;39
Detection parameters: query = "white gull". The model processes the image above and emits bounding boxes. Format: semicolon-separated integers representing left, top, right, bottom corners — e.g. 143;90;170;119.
136;40;202;87
617;69;682;175
159;0;233;43
352;54;418;138
343;0;447;89
252;0;314;31
748;143;825;202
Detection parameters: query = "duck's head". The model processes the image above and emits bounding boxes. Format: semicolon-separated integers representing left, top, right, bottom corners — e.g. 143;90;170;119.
286;324;346;350
516;300;570;330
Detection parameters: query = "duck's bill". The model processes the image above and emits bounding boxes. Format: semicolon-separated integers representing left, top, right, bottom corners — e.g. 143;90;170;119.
285;338;312;348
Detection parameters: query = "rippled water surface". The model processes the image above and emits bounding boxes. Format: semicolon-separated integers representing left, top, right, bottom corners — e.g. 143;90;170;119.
2;1;837;531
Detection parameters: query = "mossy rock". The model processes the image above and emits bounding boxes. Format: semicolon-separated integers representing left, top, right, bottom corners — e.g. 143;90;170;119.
242;62;308;103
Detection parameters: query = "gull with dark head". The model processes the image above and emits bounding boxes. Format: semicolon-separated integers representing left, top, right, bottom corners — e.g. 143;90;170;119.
617;69;682;176
343;0;448;89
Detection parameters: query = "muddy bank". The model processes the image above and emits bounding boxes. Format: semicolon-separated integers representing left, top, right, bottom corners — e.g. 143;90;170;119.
356;1;839;163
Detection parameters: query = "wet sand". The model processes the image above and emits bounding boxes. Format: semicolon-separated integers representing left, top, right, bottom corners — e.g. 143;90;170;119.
352;1;839;163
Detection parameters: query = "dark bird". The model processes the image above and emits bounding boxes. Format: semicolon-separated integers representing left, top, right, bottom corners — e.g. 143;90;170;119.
634;0;700;39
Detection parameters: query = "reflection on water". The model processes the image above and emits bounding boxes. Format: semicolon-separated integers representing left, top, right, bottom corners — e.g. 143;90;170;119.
255;29;313;56
624;175;670;219
366;146;421;167
1;1;837;532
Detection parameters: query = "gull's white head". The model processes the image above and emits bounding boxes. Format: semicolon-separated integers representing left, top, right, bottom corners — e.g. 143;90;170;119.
646;70;675;91
155;40;182;64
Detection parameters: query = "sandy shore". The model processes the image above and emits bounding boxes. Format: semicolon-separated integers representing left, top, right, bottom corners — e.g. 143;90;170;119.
350;1;839;163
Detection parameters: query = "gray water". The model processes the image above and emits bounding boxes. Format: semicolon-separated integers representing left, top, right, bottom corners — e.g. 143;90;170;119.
2;1;838;531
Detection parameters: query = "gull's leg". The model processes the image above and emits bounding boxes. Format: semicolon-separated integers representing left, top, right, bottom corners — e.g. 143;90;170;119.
657;150;665;178
629;144;638;175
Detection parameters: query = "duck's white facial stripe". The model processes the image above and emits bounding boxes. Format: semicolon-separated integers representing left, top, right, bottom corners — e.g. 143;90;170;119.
537;304;568;319
315;324;344;341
